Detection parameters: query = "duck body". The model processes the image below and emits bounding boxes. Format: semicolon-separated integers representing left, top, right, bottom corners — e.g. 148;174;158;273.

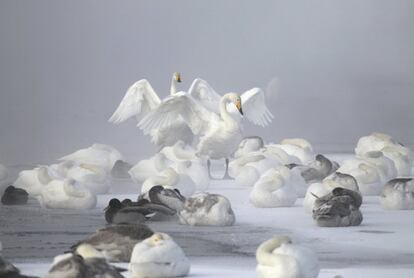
381;178;414;210
1;186;29;205
129;233;190;278
256;236;320;278
312;187;363;227
178;192;235;226
250;166;298;208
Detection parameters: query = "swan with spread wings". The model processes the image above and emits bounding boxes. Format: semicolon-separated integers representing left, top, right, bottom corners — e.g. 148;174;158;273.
108;73;194;149
138;78;274;178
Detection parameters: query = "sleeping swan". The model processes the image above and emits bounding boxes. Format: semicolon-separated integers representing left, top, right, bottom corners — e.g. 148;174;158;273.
129;233;190;278
381;178;414;210
256;235;320;278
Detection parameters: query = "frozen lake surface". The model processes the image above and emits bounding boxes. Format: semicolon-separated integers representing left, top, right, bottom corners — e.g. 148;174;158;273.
1;154;414;277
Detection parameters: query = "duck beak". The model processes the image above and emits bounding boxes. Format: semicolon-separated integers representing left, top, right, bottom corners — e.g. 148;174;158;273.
235;100;243;115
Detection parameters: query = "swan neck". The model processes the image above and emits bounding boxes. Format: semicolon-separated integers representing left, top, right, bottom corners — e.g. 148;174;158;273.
219;95;235;124
170;76;178;95
256;239;290;266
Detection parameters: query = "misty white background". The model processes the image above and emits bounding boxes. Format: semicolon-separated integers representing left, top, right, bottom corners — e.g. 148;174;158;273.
0;0;413;165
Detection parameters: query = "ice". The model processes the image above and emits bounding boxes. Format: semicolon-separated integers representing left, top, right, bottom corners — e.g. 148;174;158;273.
2;154;414;277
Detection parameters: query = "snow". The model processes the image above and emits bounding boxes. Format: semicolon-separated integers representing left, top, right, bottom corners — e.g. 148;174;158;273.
2;154;414;277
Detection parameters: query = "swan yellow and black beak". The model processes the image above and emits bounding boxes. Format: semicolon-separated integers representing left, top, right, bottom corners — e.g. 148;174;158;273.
174;72;182;83
235;99;243;115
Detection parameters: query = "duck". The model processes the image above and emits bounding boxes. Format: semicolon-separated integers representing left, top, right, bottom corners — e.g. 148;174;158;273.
59;143;124;173
0;257;38;278
129;233;190;278
1;185;29;205
13;166;53;196
312;187;363;227
178;192;236;226
104;198;175;224
38;178;97;209
380;178;414;210
71;224;154;262
303;172;359;213
250;166;298;208
256;235;320;278
234;136;265;158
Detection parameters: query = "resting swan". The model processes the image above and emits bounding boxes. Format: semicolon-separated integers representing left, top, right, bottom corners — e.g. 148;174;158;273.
109;72;194;148
13;166;54;196
256;235;320;278
139;78;273;178
38;179;97;209
129;233;190;278
250;166;298;207
381;178;414;210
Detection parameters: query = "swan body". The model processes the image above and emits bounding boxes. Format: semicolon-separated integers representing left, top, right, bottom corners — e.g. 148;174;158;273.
234;136;265;158
272;138;315;165
288;154;339;184
381;146;412;176
250;166;298;208
141;167;195;197
235;165;261;187
303;172;359;213
256;235;320;278
178;192;235;226
129;153;169;185
13;166;54;196
380;178;414;210
312;187;363;227
109;73;194;149
38;179;97;209
129;233;190;278
72;224;154;262
59;143;124;172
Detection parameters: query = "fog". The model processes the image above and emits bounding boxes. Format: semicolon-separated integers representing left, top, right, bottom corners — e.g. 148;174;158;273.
1;0;413;164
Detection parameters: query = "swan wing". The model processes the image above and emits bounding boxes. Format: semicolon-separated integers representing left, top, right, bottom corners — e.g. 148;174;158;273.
237;88;274;127
109;79;161;124
138;93;217;136
188;78;221;113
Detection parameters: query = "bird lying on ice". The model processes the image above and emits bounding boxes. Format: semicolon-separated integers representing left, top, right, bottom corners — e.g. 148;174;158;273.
380;178;414;210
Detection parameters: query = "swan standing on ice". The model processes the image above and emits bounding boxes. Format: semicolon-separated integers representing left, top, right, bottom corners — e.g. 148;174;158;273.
109;72;194;148
312;187;363;227
256;235;320;278
72;224;154;262
250;166;298;208
38;179;97;209
129;233;190;278
139;78;273;179
381;178;414;210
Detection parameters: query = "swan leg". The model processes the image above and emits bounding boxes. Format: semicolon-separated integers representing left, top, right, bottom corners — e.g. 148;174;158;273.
207;159;215;180
222;158;233;180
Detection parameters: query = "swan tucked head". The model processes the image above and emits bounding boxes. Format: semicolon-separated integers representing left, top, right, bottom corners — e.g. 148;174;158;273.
173;72;181;83
147;233;170;246
76;243;105;259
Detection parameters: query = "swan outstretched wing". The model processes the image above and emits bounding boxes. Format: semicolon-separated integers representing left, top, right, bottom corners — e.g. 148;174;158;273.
238;88;274;127
109;79;161;124
188;78;221;113
138;93;216;136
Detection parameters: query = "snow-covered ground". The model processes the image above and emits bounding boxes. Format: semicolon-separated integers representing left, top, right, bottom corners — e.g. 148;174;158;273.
1;154;414;277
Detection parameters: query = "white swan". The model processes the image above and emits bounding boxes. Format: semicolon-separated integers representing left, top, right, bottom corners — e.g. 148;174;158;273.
139;78;273;178
380;178;414;210
303;172;359;213
129;153;169;184
256;235;320;278
141;167;195;197
178;192;236;226
59;143;124;173
129;233;190;278
270;138;315;165
13;166;54;196
109;72;194;148
250;166;298;208
38;179;97;209
234;136;265;158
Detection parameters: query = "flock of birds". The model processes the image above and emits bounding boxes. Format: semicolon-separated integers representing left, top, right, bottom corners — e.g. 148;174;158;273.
0;73;413;277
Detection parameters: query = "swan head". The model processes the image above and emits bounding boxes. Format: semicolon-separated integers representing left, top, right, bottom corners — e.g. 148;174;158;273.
173;72;181;83
147;232;170;246
225;93;243;115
